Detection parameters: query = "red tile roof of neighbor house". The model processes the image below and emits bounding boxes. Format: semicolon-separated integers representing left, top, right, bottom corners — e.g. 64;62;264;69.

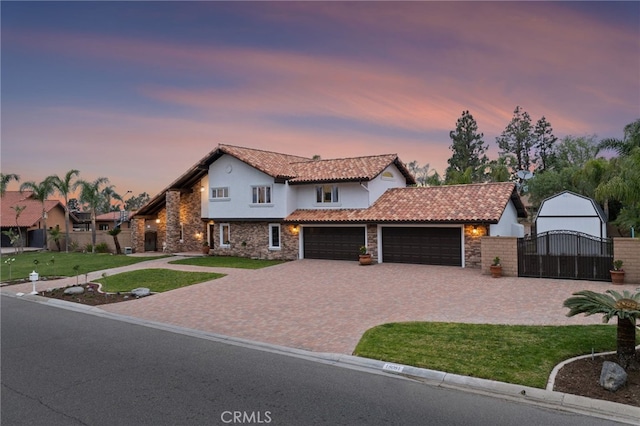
0;191;64;227
285;182;526;223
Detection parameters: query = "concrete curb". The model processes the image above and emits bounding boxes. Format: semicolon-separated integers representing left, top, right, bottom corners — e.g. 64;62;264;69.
3;291;640;425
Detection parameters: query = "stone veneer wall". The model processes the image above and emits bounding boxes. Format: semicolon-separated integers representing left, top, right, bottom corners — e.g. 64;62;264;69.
131;217;145;253
480;236;518;276
613;238;640;285
178;188;206;252
464;224;486;268
210;221;298;260
366;224;378;262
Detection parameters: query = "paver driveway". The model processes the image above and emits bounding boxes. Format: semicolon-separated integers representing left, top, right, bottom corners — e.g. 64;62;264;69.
5;257;627;354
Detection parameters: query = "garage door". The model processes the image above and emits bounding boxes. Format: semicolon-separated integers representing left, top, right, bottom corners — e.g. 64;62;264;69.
382;227;462;266
303;227;365;261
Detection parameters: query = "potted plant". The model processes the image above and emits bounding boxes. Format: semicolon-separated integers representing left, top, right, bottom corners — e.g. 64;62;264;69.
359;245;372;265
490;256;502;278
202;241;210;255
610;260;625;285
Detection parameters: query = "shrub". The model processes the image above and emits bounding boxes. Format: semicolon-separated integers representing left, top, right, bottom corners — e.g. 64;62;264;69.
95;243;110;253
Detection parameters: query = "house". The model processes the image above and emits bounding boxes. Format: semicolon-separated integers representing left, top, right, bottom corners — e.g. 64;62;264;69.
0;191;67;248
535;191;607;239
132;144;526;267
95;211;133;231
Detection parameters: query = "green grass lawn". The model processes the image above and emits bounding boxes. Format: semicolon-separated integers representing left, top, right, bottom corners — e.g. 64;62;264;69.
0;252;167;282
169;256;284;269
95;269;225;293
353;322;633;388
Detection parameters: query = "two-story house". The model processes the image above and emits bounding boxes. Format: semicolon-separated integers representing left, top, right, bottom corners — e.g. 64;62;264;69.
132;144;526;267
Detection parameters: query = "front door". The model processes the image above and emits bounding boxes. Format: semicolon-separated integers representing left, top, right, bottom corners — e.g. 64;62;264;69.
144;231;157;251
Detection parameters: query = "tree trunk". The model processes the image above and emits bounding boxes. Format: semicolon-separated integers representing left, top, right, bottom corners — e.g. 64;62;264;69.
41;205;48;250
64;207;70;253
617;317;638;369
113;235;121;255
91;210;96;254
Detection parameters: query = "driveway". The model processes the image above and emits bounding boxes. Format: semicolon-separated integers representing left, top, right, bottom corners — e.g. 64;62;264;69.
3;258;624;354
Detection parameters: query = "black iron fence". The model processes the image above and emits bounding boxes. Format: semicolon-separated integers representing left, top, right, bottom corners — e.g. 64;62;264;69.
517;230;613;281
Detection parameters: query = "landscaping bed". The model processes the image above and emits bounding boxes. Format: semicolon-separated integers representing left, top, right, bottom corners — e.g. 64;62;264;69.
41;283;145;306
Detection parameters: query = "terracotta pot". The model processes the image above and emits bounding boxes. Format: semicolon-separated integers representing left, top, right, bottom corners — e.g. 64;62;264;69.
610;270;625;285
202;246;210;255
359;254;372;265
490;265;502;278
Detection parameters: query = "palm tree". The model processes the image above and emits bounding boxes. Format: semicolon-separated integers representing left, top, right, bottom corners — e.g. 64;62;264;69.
19;178;55;249
564;289;640;369
48;169;80;253
0;173;20;196
599;119;640;157
108;226;122;255
76;177;110;253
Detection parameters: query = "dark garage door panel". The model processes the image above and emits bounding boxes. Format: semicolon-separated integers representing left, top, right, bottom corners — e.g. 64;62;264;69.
304;227;365;261
382;227;462;266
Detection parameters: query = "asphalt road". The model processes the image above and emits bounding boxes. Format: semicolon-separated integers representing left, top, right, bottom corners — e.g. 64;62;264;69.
1;295;627;426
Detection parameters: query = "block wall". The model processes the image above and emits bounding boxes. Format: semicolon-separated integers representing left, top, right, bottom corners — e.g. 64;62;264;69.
613;238;640;285
480;236;518;276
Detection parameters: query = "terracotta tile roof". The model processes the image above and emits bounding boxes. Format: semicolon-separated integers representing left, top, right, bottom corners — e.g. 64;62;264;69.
1;191;64;227
218;144;311;179
289;154;403;183
95;211;134;222
285;182;525;224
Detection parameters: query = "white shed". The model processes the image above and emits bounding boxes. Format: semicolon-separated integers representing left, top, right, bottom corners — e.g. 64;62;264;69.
535;191;607;238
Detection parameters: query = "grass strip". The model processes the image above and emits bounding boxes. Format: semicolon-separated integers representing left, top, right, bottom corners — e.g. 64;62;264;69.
169;256;284;269
95;269;224;293
353;322;632;388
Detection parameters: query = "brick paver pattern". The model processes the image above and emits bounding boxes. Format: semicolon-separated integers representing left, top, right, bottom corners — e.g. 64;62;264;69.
5;257;627;354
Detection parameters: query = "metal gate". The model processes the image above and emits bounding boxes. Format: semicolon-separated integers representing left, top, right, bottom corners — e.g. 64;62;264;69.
517;230;612;281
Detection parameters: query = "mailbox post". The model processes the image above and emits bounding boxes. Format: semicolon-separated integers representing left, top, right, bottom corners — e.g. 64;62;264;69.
29;270;39;295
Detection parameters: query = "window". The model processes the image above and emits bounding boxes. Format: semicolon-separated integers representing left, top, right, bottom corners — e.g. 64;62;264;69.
220;224;230;247
269;224;281;249
316;185;339;203
211;187;229;199
252;186;272;204
98;224;109;231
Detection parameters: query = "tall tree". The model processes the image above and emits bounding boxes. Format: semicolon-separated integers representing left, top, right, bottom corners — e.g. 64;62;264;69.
124;192;151;211
19;178;55;249
98;185;122;214
598;118;640;157
445;110;488;184
496;106;534;179
548;135;601;171
77;177;110;253
49;169;80;253
406;160;438;186
532;116;557;173
0;173;20;196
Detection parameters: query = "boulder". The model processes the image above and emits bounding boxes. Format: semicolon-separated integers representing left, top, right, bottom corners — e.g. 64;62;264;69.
600;361;627;392
130;287;151;298
64;286;85;295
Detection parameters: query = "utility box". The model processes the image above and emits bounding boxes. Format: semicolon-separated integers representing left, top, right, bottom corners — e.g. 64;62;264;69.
124;247;133;255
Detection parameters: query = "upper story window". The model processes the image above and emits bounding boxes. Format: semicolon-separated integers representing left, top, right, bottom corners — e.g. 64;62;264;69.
316;185;339;203
211;187;229;199
252;186;272;204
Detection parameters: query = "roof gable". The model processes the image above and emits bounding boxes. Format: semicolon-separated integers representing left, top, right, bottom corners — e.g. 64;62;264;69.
1;191;64;227
536;190;607;223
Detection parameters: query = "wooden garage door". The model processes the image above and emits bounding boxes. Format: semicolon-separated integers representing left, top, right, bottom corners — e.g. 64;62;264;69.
303;227;365;261
382;227;462;266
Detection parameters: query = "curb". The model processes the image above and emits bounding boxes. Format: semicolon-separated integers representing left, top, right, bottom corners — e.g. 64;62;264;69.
3;291;640;425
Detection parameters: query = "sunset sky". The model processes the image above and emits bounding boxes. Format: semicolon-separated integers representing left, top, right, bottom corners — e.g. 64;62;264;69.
2;1;639;199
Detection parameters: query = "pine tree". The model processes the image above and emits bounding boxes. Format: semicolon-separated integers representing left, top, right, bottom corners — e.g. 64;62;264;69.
445;111;488;183
496;106;534;178
532;116;557;172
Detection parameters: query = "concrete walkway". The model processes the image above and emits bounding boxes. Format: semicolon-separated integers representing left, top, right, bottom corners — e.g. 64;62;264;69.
4;257;632;354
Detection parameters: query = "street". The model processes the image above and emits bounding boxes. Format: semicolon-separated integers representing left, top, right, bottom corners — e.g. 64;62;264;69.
1;295;627;426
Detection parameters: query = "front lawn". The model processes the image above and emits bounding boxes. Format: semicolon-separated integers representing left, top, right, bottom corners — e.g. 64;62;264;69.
0;252;167;282
95;269;225;293
169;256;284;269
353;322;630;388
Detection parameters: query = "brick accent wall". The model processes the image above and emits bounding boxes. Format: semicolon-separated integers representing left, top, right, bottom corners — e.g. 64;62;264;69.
481;236;518;276
210;221;298;260
613;238;640;285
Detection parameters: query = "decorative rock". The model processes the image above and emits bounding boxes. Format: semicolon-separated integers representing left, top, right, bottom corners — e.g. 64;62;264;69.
600;361;627;391
130;287;151;298
64;286;85;295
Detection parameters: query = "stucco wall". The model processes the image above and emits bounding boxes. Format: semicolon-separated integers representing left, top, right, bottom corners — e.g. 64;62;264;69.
481;236;518;276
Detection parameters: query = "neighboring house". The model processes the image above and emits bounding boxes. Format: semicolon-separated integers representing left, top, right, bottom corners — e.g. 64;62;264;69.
132;144;526;267
95;211;133;231
535;191;607;239
0;191;67;248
